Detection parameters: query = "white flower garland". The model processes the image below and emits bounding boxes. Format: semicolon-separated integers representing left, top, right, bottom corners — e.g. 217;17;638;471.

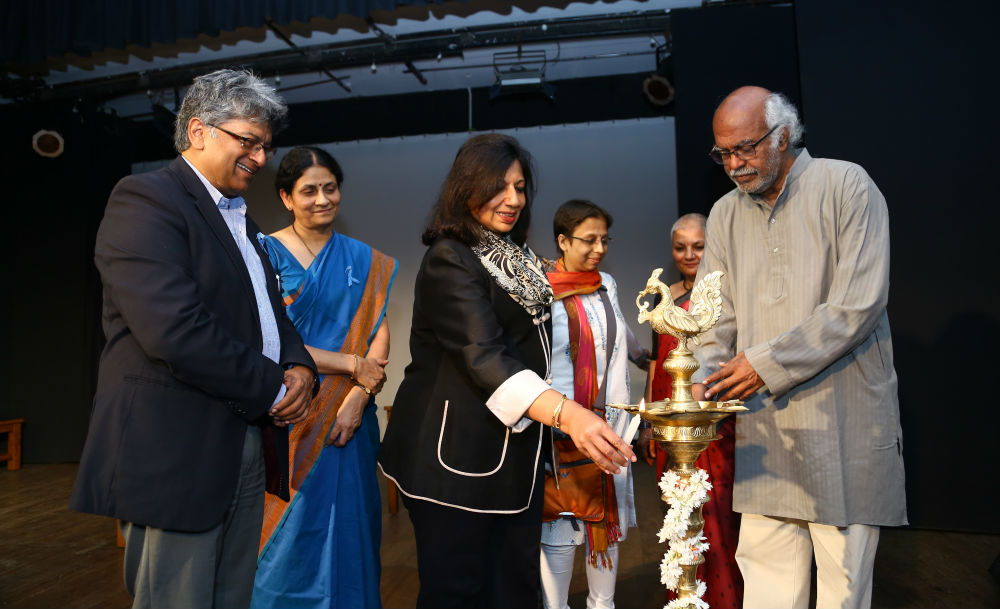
658;468;713;608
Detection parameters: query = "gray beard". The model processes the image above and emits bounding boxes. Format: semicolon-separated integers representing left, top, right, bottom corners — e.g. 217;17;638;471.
730;147;780;195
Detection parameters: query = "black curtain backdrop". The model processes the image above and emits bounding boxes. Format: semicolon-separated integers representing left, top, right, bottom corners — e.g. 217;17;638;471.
794;0;997;532
672;0;997;532
1;101;131;463
671;2;801;216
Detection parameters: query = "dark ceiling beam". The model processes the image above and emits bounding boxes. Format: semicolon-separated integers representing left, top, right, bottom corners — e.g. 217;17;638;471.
265;17;352;93
5;9;673;105
403;60;427;85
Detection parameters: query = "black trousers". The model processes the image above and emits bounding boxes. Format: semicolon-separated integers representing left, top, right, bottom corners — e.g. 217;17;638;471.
403;466;545;609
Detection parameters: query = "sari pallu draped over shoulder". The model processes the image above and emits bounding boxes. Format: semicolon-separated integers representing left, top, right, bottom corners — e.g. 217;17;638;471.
253;232;397;609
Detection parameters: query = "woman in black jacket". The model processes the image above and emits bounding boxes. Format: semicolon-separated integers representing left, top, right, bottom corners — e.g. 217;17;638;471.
378;133;635;609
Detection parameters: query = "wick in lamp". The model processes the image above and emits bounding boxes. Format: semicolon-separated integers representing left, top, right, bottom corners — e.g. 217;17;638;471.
609;269;746;609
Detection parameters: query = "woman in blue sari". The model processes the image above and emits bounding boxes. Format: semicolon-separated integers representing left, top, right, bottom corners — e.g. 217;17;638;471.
252;147;397;609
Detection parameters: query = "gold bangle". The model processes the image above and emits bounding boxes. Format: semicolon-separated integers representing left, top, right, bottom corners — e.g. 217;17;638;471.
551;394;567;430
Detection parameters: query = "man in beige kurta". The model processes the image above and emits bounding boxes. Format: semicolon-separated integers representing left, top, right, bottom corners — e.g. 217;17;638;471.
691;86;906;609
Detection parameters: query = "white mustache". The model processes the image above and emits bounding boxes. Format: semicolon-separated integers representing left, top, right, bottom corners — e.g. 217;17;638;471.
729;167;757;177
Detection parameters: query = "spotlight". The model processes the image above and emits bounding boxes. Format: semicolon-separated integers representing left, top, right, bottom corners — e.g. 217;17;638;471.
32;129;64;158
643;45;675;107
490;49;555;100
642;74;674;106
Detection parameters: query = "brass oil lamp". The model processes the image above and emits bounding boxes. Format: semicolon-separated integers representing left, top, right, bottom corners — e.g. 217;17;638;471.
610;269;746;608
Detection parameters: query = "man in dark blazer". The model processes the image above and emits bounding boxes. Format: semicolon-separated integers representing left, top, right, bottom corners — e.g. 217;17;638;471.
70;69;316;609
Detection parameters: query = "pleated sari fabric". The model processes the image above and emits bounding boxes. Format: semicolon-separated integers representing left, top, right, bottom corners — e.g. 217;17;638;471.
252;232;396;609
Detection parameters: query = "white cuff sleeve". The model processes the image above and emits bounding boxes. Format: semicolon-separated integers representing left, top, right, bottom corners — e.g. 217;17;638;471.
272;383;287;407
485;369;551;433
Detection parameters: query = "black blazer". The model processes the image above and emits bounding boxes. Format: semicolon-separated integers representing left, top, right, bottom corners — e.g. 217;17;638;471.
379;238;549;513
70;157;314;532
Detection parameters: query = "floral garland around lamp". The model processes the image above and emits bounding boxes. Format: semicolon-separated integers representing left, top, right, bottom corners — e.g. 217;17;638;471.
657;468;712;609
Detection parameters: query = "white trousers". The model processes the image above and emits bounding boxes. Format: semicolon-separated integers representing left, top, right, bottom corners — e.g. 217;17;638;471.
540;542;620;609
736;514;880;609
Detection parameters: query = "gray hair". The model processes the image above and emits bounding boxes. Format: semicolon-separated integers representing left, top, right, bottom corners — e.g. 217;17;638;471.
174;69;288;152
764;92;805;149
670;212;706;238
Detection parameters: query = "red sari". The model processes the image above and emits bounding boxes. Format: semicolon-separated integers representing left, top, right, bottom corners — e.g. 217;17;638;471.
651;292;743;609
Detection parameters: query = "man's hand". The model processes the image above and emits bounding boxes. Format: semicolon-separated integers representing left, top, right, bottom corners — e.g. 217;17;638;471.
271;365;314;427
692;383;708;401
702;352;764;401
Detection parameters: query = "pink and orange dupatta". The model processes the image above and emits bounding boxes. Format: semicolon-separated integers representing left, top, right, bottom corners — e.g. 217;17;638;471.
547;258;622;568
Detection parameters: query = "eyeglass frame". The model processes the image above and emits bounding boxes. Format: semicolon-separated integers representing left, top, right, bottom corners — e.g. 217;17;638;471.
569;235;613;247
708;125;779;165
208;123;277;160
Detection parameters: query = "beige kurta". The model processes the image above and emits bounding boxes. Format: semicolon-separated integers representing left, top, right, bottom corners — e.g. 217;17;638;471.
692;148;907;527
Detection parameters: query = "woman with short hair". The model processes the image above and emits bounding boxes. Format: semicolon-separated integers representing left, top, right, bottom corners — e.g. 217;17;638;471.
642;212;743;609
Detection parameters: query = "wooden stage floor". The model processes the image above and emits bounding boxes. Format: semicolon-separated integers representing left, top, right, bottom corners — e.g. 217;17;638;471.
1;462;997;608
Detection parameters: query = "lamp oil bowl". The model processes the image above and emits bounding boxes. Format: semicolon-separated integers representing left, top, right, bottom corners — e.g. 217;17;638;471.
608;268;746;609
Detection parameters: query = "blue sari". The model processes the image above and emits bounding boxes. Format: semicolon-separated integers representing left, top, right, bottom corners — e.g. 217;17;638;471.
252;231;396;609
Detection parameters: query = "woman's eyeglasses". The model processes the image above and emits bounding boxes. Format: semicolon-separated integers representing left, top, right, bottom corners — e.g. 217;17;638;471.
570;235;612;247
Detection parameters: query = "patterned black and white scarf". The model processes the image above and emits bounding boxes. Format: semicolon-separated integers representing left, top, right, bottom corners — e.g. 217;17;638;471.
471;229;554;318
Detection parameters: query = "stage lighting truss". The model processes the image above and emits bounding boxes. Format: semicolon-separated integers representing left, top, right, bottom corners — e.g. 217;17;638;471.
490;49;555;100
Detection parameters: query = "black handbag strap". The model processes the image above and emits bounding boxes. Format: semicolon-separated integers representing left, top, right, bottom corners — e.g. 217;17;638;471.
593;286;616;411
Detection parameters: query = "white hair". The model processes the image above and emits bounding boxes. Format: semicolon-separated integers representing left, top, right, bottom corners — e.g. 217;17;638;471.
764;92;805;149
670;212;706;238
174;69;287;152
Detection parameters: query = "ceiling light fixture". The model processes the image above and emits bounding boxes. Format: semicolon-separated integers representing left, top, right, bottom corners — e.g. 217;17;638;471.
490;49;555;100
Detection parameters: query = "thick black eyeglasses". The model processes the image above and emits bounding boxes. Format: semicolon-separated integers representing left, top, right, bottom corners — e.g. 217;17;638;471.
709;125;778;165
209;124;276;160
570;235;613;247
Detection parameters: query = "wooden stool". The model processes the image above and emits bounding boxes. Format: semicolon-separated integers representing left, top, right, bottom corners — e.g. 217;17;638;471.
0;419;24;471
382;405;399;514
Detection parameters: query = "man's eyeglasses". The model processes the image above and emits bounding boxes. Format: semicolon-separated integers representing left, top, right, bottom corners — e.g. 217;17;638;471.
209;124;276;160
570;235;613;247
709;125;778;165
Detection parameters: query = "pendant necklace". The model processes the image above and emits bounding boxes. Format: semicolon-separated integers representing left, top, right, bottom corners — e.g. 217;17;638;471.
291;223;319;259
